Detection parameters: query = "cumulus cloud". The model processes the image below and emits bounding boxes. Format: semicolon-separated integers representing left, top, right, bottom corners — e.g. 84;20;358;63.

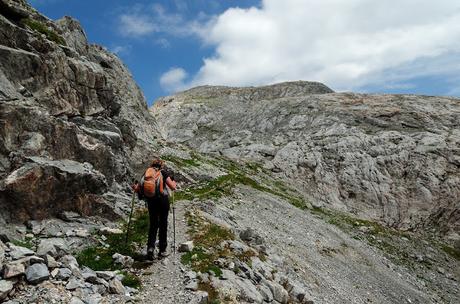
167;0;460;93
160;67;188;92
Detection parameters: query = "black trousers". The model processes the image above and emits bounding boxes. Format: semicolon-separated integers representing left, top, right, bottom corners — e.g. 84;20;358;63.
147;196;170;252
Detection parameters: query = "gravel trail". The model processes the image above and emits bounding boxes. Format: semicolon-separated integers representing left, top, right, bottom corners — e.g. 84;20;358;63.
136;201;203;304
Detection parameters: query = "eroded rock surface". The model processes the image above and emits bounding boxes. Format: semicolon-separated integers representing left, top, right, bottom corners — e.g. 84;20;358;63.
152;83;460;240
0;0;159;223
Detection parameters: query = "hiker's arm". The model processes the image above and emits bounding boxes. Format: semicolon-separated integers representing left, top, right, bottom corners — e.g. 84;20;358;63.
166;176;177;191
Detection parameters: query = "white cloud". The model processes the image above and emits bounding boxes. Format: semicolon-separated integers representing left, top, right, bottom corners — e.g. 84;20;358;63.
160;68;188;92
117;4;208;38
172;0;460;93
119;13;156;37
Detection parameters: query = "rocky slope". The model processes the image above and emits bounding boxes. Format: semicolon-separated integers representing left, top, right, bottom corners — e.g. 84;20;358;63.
152;82;460;243
0;0;159;225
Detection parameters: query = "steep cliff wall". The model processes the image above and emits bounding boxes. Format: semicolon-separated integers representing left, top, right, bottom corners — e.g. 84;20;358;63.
0;0;158;222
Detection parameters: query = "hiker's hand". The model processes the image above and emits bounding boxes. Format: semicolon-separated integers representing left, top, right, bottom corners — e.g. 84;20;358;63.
132;183;139;192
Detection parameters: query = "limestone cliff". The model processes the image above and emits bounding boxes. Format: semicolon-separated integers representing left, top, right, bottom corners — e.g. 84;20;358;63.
152;82;460;241
0;0;158;223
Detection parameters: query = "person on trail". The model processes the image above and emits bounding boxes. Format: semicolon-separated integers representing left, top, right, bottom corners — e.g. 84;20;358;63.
133;158;177;260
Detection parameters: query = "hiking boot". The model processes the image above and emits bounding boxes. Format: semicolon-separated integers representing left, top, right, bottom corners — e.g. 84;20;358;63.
147;248;155;261
158;250;170;258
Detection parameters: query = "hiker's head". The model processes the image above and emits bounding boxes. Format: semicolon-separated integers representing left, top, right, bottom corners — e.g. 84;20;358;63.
150;158;164;169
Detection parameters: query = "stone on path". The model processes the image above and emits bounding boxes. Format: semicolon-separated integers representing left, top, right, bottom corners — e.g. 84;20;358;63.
25;263;50;284
2;262;25;278
109;279;125;295
0;280;14;301
178;241;194;252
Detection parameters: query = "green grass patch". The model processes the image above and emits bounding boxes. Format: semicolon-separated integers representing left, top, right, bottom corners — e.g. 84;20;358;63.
76;209;149;278
163;154;201;168
76;246;114;271
121;271;142;289
181;215;235;278
11;237;35;250
21;18;66;45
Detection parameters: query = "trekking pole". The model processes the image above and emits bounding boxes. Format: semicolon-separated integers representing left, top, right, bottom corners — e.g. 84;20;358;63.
125;181;138;246
172;190;176;256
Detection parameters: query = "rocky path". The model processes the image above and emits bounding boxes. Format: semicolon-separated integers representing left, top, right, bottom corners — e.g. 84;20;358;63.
136;201;205;304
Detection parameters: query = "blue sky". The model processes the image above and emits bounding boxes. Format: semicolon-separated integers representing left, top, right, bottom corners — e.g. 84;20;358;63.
31;0;460;105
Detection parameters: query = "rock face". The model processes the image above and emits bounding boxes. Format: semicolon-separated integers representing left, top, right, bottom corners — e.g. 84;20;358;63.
0;0;158;223
152;82;460;238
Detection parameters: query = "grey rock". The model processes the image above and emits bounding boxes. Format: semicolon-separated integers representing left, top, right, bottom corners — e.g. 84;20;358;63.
25;263;49;284
196;291;209;304
112;253;134;268
258;284;274;302
234;278;264;303
0;0;157;226
99;227;123;235
81;266;98;283
0;280;14;301
69;297;85;304
59;254;79;269
44;254;59;268
263;279;289;304
37;238;69;257
66;278;84;290
178;241;194;252
2;262;25;278
153;84;460;239
60;211;81;222
56;268;72;280
185;280;199;291
8;244;34;260
108;278;125;295
96;270;116;280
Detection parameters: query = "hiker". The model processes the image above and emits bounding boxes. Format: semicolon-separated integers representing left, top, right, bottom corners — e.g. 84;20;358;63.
133;158;177;260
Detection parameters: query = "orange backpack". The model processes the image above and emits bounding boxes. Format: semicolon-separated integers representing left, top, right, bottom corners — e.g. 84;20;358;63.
142;167;164;198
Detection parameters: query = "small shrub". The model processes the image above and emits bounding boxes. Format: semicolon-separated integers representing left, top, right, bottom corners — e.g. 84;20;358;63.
121;271;142;289
22;18;66;45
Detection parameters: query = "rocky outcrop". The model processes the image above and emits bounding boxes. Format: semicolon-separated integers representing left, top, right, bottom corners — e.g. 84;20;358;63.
0;0;159;223
152;82;460;240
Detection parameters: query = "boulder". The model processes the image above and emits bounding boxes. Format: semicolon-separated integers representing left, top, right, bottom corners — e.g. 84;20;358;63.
185;280;198;291
2;262;25;278
25;263;50;284
8;244;34;260
99;227;123;235
37;238;69;257
263;279;289;304
96;270;116;281
81;267;98;283
178;241;194;252
109;278;125;295
196;291;209;304
0;280;14;301
66;278;84;290
112;253;134;268
56;268;72;281
69;297;85;304
44;254;59;268
258;284;274;302
2;157;109;222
